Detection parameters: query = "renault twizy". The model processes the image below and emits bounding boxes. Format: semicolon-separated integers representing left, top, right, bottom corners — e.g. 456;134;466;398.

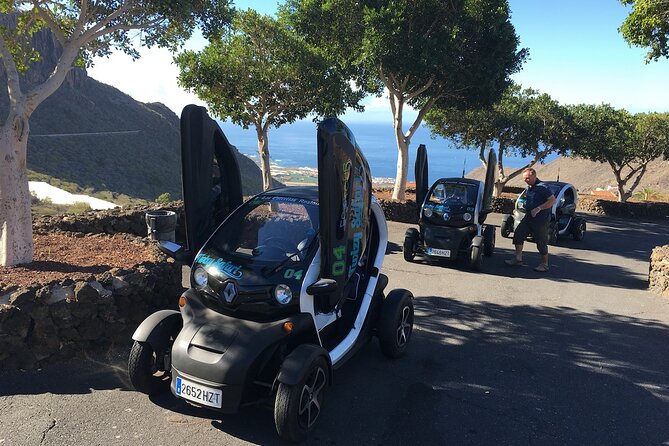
500;181;586;244
128;106;414;443
403;145;497;270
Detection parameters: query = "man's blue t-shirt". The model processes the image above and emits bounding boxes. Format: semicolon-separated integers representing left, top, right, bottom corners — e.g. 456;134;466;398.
525;179;554;223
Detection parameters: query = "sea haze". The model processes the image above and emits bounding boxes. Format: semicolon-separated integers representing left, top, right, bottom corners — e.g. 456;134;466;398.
219;120;557;182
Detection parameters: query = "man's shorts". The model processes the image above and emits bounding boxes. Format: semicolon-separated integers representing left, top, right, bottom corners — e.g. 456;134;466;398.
513;217;549;255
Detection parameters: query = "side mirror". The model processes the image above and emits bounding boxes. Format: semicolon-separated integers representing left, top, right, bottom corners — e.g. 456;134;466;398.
158;240;189;262
306;278;338;296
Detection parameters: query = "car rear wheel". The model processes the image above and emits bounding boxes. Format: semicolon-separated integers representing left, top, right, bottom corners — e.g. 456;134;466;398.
572;218;586;241
378;289;414;358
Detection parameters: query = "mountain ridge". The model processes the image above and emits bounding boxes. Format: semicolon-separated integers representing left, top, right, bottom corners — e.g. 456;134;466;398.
0;26;266;202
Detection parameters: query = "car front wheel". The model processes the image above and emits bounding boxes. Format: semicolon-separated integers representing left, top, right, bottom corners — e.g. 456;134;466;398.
274;356;329;443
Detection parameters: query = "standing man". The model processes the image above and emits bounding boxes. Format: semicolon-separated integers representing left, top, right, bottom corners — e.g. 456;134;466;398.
505;168;557;272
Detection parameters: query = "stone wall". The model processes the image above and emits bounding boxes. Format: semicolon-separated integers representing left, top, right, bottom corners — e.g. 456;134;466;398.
650;245;669;298
0;257;182;371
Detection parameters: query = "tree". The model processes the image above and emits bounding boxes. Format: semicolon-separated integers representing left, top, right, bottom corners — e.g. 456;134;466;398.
175;9;362;191
570;105;669;202
619;0;669;62
426;85;573;196
282;0;526;200
0;1;233;267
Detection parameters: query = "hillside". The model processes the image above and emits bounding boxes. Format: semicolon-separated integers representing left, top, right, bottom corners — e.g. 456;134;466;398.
468;156;669;197
0;27;265;201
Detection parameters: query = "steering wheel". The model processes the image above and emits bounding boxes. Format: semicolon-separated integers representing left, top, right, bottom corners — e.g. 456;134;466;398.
253;237;295;257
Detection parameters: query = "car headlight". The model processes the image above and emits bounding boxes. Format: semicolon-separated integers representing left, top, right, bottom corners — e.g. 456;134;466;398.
463;213;472;222
274;284;293;305
423;208;433;217
193;266;208;287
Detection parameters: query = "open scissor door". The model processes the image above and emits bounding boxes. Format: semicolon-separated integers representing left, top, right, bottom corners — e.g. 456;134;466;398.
415;144;429;217
482;148;497;213
180;105;243;263
316;118;372;293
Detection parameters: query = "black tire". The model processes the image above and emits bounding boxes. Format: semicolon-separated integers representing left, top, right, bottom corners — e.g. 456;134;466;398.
548;222;559;245
127;340;171;395
572;218;586;241
378;289;414;358
483;225;495;257
274;356;329;443
403;228;419;262
470;245;483;271
500;216;513;238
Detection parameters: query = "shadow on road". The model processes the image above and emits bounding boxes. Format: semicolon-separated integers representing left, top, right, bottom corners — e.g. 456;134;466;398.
550;214;669;262
3;299;669;445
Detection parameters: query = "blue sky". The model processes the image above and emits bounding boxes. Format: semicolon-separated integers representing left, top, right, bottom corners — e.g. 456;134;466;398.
88;0;668;123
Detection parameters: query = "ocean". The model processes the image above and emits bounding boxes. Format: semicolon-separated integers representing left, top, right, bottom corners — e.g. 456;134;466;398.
218;120;557;182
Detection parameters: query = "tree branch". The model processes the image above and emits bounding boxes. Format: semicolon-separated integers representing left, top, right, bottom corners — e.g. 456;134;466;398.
31;0;66;45
73;0;91;37
26;43;80;110
88;18;164;42
405;95;440;141
0;34;23;105
405;77;434;102
82;0;137;40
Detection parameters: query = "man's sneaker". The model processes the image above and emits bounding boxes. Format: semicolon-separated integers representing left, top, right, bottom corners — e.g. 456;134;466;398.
534;264;549;272
504;258;523;266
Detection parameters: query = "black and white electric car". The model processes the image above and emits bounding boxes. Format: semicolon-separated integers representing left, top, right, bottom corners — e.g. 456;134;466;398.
403;144;497;270
500;181;586;244
128;106;414;443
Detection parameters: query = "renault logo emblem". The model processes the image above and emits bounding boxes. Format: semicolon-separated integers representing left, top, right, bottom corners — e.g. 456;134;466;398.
222;281;238;303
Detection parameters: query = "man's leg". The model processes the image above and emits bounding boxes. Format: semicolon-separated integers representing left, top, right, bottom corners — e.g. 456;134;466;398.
533;221;550;271
506;218;530;265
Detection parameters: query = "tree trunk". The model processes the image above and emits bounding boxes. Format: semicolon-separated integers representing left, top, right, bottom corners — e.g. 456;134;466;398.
256;125;272;191
0;113;32;266
392;123;409;201
616;183;629;203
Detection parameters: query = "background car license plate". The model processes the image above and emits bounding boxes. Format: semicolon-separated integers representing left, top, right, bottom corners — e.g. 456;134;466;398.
428;247;451;257
175;377;222;408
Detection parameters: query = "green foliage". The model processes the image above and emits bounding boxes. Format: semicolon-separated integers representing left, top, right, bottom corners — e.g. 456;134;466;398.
426;84;574;161
175;9;362;128
633;186;662;201
156;192;172;204
0;0;235;70
569;105;669;201
283;0;526;109
620;0;669;62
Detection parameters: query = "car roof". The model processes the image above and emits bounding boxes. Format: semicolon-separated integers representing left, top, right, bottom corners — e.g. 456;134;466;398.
434;177;482;187
260;185;319;202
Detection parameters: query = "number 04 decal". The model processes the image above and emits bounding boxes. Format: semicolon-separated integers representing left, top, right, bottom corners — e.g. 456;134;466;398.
284;269;303;280
332;245;345;276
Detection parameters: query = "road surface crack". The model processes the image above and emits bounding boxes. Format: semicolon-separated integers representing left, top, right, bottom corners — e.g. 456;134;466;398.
40;419;56;445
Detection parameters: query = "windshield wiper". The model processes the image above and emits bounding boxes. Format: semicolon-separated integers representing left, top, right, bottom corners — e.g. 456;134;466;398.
262;251;302;277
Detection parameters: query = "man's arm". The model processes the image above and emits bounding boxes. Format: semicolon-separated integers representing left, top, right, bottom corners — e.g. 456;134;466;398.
531;194;557;218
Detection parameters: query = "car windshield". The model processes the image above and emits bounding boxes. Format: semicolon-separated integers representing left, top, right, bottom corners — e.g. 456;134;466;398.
207;195;319;263
427;182;477;207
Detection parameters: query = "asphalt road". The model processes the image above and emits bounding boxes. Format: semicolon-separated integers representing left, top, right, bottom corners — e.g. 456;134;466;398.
2;213;669;446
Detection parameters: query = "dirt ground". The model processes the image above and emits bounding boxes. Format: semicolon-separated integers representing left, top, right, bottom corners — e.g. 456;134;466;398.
0;232;158;290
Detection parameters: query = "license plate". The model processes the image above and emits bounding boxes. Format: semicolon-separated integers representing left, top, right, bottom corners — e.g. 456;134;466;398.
175;376;222;408
427;247;451;258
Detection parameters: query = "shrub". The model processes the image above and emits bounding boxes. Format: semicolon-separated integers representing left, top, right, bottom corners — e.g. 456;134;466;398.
156;192;172;204
69;202;92;214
